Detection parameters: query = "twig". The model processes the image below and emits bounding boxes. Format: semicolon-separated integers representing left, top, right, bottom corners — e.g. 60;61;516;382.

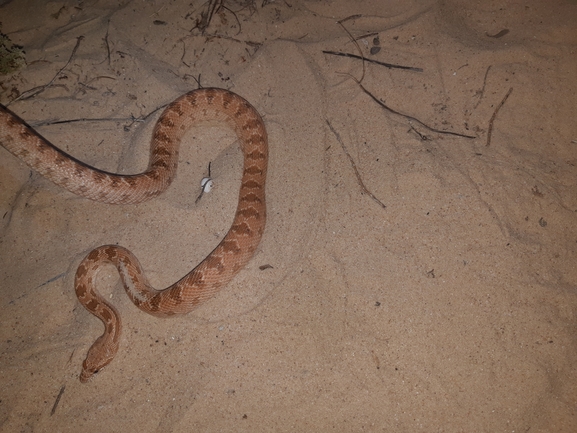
409;122;428;140
184;73;203;88
3;97;168;132
50;385;65;416
474;65;491;109
195;162;212;204
33;116;141;127
355;32;379;41
219;3;243;36
323;51;423;72
104;21;112;67
486;87;513;147
195;0;223;33
357;82;477;139
336;19;366;83
11;36;85;104
326;119;386;210
330;14;472;141
338;14;362;23
204;33;262;50
27;100;167;129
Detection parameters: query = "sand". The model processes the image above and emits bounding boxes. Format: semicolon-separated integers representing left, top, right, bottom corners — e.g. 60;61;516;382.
1;0;576;431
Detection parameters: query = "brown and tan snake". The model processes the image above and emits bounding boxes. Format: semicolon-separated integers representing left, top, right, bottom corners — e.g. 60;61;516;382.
0;88;268;382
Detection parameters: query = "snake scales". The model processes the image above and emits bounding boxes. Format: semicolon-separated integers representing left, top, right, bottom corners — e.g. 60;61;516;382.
0;88;268;382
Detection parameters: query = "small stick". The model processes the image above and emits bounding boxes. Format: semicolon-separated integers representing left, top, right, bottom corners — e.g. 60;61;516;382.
326;119;386;210
195;162;212;204
104;22;112;67
26;95;171;129
50;385;65;416
330;14;472;141
336;20;367;83
474;65;492;109
194;0;223;33
338;14;362;23
409;122;428;140
11;36;85;104
220;3;243;36
357;82;476;139
355;32;379;41
33;116;144;127
204;33;262;49
323;50;423;72
486;87;513;147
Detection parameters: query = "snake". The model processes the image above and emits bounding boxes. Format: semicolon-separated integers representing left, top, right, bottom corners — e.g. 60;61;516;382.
0;88;268;382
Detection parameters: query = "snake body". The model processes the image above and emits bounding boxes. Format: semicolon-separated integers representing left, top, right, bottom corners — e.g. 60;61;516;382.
0;88;268;382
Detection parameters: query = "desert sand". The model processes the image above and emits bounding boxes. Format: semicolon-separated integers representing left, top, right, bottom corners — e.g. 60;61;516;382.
1;0;576;431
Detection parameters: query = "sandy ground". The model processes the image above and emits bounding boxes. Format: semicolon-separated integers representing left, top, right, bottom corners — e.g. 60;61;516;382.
1;0;576;431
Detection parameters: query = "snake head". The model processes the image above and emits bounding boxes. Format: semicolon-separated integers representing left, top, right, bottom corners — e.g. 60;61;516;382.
79;351;114;383
79;333;119;383
79;361;100;383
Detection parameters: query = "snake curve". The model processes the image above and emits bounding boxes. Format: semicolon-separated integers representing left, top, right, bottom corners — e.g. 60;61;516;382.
0;88;268;382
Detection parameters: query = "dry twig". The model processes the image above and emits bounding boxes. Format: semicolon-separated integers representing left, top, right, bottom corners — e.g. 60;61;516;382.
11;36;84;104
474;65;492;109
357;82;476;139
195;0;223;33
336;18;367;83
323;51;423;72
50;386;65;416
330;16;472;140
326;119;387;210
486;87;513;147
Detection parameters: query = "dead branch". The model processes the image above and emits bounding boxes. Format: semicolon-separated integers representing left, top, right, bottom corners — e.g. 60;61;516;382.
486;87;513;146
357;82;477;139
11;36;84;104
326;119;387;210
323;51;423;72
